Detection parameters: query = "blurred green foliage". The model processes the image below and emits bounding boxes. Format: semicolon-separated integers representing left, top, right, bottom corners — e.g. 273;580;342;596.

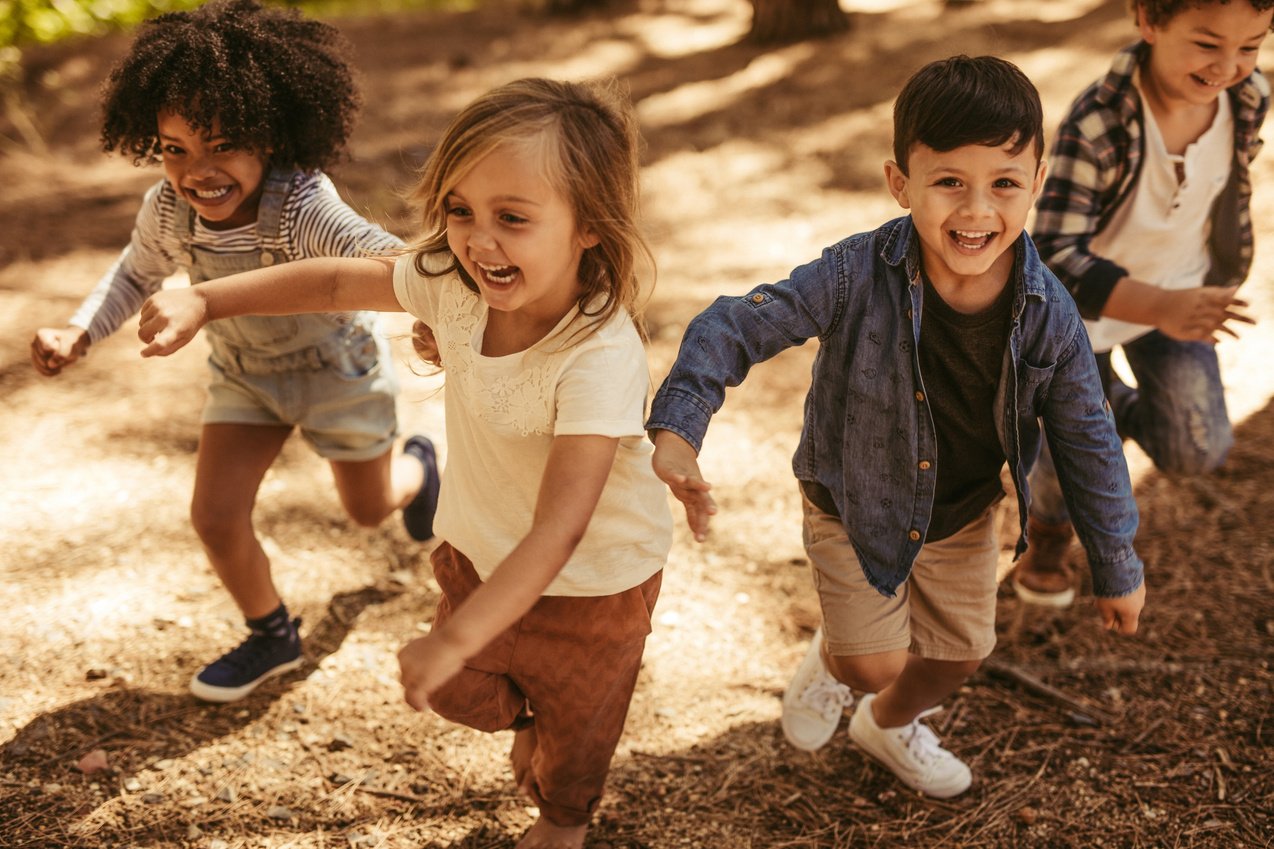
0;0;472;50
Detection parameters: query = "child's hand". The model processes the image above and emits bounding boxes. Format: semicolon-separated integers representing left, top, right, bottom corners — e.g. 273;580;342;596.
651;429;717;542
1095;580;1146;635
411;320;442;367
397;632;466;712
1156;286;1253;344
137;289;210;357
30;327;90;376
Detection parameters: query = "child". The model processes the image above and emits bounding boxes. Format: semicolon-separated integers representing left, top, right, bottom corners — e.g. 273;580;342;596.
28;0;441;703
1015;0;1272;606
647;56;1147;798
134;77;673;849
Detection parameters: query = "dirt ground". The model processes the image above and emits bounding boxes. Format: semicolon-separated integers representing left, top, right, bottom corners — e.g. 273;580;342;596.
1;0;1272;846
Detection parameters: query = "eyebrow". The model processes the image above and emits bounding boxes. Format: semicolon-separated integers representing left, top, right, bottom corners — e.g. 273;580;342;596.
1191;26;1268;42
445;191;543;207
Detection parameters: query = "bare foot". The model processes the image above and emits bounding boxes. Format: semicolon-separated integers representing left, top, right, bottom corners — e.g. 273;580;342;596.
514;816;588;849
510;725;538;797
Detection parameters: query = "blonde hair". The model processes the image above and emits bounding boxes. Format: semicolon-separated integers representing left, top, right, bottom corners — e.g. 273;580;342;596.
409;77;653;342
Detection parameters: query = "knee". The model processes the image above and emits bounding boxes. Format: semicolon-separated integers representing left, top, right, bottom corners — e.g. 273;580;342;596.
190;499;248;549
343;501;389;529
1151;428;1232;477
827;652;907;694
425;671;524;734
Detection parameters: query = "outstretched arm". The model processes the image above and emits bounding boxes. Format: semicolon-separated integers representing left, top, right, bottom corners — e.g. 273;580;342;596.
651;429;716;542
397;433;619;710
137;255;401;357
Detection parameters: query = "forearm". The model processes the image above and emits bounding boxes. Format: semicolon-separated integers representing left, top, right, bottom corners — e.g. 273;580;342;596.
1096;276;1166;324
199;256;399;319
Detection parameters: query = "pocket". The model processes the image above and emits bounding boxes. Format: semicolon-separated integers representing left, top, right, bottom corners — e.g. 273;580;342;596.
209;315;301;349
324;328;382;380
1016;360;1056;417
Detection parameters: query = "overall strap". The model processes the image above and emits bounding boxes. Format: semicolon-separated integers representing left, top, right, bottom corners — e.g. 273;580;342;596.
254;167;296;267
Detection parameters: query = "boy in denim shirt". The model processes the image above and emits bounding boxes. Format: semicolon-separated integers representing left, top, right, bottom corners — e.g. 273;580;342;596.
647;56;1146;798
1014;0;1272;606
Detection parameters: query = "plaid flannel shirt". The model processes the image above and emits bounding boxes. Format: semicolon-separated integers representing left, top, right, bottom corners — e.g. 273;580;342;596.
1033;41;1270;320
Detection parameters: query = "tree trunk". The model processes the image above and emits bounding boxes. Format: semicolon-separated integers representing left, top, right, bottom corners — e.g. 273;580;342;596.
747;0;851;44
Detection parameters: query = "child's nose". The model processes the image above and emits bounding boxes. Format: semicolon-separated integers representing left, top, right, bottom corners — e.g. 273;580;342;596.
469;223;498;251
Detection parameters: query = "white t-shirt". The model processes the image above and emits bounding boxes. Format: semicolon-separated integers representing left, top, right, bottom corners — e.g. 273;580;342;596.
1084;74;1234;353
393;254;672;597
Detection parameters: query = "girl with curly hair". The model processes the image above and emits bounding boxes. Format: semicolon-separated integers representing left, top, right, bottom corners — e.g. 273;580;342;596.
29;0;440;704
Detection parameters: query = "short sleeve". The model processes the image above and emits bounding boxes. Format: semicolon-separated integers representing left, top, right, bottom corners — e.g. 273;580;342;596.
392;253;439;325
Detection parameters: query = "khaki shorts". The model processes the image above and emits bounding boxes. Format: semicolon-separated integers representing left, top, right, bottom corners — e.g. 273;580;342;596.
802;489;999;662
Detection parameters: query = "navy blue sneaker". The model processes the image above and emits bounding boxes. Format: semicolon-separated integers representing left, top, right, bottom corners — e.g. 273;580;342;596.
189;618;303;703
402;435;440;542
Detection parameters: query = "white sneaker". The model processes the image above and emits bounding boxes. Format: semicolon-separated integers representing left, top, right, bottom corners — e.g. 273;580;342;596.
848;693;972;798
781;627;854;751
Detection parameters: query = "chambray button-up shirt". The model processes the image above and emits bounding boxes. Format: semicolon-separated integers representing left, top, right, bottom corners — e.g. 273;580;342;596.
648;215;1144;599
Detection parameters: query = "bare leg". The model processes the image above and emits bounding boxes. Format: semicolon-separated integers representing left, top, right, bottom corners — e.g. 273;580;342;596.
191;423;291;618
329;447;423;528
827;648;981;727
515;818;588;849
511;725;538;797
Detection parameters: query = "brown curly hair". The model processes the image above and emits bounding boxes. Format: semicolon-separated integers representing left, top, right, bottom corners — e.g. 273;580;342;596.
100;0;361;170
1132;0;1274;28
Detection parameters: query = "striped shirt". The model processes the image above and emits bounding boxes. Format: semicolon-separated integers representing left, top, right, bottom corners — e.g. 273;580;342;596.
70;170;405;344
1033;41;1269;320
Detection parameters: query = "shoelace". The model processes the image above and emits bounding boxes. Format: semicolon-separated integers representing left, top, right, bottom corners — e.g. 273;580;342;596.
801;676;855;720
218;631;289;672
900;707;951;767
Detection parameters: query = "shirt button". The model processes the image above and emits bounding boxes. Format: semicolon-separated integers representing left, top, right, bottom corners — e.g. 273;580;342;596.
260;251;276;267
915;391;925;402
750;293;764;304
918;460;931;470
908;530;921;541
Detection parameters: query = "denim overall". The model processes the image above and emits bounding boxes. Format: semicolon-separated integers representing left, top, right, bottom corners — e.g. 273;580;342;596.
175;168;398;461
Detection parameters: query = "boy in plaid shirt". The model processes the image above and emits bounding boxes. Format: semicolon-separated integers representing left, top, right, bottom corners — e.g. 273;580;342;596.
1014;0;1273;606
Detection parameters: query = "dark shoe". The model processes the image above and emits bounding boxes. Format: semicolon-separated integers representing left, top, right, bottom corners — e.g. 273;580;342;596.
190;618;303;703
402;435;441;542
1012;517;1076;608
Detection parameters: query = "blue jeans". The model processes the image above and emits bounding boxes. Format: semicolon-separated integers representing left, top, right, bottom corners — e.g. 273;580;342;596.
1030;330;1233;525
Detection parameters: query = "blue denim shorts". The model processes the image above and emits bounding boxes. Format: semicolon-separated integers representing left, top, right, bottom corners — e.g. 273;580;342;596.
201;333;399;462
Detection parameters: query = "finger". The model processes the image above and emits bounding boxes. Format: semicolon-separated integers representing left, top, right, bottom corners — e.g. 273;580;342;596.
1224;310;1256;325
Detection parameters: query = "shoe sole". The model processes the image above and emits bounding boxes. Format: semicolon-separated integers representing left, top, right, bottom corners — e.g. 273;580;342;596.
1011;576;1075;608
189;656;305;703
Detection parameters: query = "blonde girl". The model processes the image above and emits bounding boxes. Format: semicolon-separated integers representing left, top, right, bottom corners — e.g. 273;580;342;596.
136;77;674;849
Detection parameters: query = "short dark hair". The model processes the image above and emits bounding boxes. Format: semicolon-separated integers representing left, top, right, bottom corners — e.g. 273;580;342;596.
892;55;1043;174
1133;0;1274;28
100;0;361;171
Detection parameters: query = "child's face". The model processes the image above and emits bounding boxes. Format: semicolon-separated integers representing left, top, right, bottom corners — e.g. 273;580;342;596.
157;109;269;230
885;140;1045;293
1138;1;1272;107
443;142;599;326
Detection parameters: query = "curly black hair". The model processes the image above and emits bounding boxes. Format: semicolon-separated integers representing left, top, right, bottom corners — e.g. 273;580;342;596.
100;0;361;170
1132;0;1274;28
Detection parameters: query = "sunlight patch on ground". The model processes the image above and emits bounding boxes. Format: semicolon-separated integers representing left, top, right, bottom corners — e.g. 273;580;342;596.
616;4;749;59
637;44;816;129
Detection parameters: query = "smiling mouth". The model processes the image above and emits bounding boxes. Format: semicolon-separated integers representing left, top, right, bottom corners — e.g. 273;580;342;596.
477;262;519;285
1190;73;1226;88
189;186;233;201
950;229;994;250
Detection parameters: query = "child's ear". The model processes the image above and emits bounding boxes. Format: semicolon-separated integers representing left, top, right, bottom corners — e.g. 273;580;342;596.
577;228;601;250
1135;3;1156;42
884;160;910;209
1031;159;1047;197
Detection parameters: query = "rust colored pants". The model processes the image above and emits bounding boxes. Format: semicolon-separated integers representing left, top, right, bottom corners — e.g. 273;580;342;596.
426;542;661;826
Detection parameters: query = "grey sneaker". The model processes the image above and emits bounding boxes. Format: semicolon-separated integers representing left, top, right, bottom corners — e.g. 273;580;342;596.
781;627;854;751
848;692;972;798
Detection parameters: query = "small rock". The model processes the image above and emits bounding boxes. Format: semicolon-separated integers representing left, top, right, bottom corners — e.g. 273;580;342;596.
187;824;203;840
153;758;175;770
1015;806;1038;825
123;777;142;792
42;783;63;795
266;805;295;821
327;734;354;752
182;795;208;808
85;668;109;681
77;749;110;775
330;774;354;786
142;793;164;804
210;841;229;849
215;785;237;803
346;835;376;848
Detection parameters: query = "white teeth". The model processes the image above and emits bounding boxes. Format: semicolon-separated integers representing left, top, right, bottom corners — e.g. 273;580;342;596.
954;230;991;239
477;262;517;283
192;186;231;199
1192;74;1223;87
